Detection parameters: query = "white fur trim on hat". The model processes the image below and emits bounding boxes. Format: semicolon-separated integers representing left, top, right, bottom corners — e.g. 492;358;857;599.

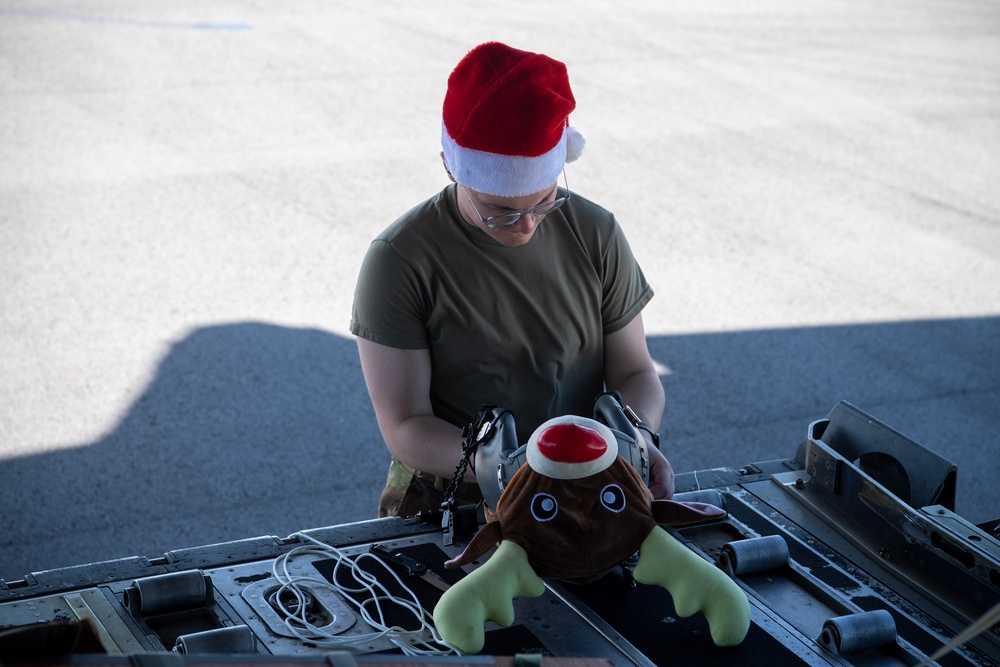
526;416;618;480
442;122;574;197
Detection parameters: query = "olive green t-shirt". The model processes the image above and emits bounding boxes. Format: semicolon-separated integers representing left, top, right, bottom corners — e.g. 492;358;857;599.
350;184;653;444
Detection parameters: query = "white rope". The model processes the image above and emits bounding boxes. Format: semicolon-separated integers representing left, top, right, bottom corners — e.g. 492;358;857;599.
914;599;1000;667
272;532;458;656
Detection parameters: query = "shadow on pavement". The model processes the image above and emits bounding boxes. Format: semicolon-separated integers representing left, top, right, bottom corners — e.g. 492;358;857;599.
1;317;997;581
0;322;384;581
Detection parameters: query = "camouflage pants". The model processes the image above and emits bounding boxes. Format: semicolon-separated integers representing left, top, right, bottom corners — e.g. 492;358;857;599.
378;458;482;518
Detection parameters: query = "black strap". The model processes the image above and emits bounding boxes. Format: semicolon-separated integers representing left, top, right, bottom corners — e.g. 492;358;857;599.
441;406;510;544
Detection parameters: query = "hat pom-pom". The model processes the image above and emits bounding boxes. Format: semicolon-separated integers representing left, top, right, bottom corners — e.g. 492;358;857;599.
565;126;585;163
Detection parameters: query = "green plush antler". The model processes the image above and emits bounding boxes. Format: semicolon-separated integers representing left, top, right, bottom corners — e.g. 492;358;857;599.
433;540;545;653
633;526;751;646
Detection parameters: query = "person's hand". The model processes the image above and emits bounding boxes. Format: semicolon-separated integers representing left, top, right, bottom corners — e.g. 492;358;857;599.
647;439;675;500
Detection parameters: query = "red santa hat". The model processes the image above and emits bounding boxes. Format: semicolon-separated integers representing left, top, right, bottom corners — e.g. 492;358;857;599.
526;416;618;480
442;42;586;197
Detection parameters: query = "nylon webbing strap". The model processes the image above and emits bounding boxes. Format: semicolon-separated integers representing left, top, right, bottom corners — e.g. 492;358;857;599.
514;653;544;667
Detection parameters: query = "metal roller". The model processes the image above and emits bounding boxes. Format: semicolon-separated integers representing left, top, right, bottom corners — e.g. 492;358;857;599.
123;570;213;617
174;625;256;654
718;535;790;576
819;610;897;654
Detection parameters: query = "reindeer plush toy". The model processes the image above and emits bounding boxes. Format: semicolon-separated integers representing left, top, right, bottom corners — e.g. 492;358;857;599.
432;415;751;654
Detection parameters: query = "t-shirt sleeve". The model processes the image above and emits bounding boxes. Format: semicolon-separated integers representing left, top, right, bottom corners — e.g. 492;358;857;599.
600;220;654;335
350;239;430;349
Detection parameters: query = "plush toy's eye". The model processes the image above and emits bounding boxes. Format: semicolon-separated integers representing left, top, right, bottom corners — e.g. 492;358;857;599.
600;484;626;513
530;493;559;522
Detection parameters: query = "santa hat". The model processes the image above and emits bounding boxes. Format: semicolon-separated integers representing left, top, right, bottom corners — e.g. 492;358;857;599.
442;42;585;197
526;416;617;480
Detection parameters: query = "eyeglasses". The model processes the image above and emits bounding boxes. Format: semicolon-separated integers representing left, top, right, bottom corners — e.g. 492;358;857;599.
462;170;570;228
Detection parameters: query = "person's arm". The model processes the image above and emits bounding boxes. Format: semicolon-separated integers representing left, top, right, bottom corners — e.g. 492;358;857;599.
357;337;472;480
603;314;674;499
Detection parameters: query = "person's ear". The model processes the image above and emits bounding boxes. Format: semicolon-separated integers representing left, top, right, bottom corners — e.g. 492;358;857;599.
441;152;456;183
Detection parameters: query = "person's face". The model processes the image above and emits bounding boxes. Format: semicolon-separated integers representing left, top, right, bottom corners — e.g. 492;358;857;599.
458;182;560;247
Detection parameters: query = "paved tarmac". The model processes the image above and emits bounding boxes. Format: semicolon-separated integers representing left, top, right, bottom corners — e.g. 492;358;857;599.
1;1;998;582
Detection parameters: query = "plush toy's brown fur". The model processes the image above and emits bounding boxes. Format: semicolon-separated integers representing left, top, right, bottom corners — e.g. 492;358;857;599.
446;457;717;582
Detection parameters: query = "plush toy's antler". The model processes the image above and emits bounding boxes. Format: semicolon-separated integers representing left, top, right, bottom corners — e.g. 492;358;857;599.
434;540;545;654
633;526;751;646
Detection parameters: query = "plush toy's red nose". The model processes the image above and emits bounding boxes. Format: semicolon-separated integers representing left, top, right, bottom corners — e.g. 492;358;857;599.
536;423;608;463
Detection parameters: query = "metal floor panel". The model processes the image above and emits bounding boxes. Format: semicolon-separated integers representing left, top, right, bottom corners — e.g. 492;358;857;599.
2;404;998;666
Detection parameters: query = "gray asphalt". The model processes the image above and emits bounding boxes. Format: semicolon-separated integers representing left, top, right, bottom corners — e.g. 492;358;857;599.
1;1;998;582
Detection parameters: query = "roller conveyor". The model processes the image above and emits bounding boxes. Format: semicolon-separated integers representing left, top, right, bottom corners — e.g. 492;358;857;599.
1;401;997;666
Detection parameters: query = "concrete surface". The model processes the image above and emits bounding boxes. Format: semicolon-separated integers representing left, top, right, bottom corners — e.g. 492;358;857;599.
1;1;998;581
